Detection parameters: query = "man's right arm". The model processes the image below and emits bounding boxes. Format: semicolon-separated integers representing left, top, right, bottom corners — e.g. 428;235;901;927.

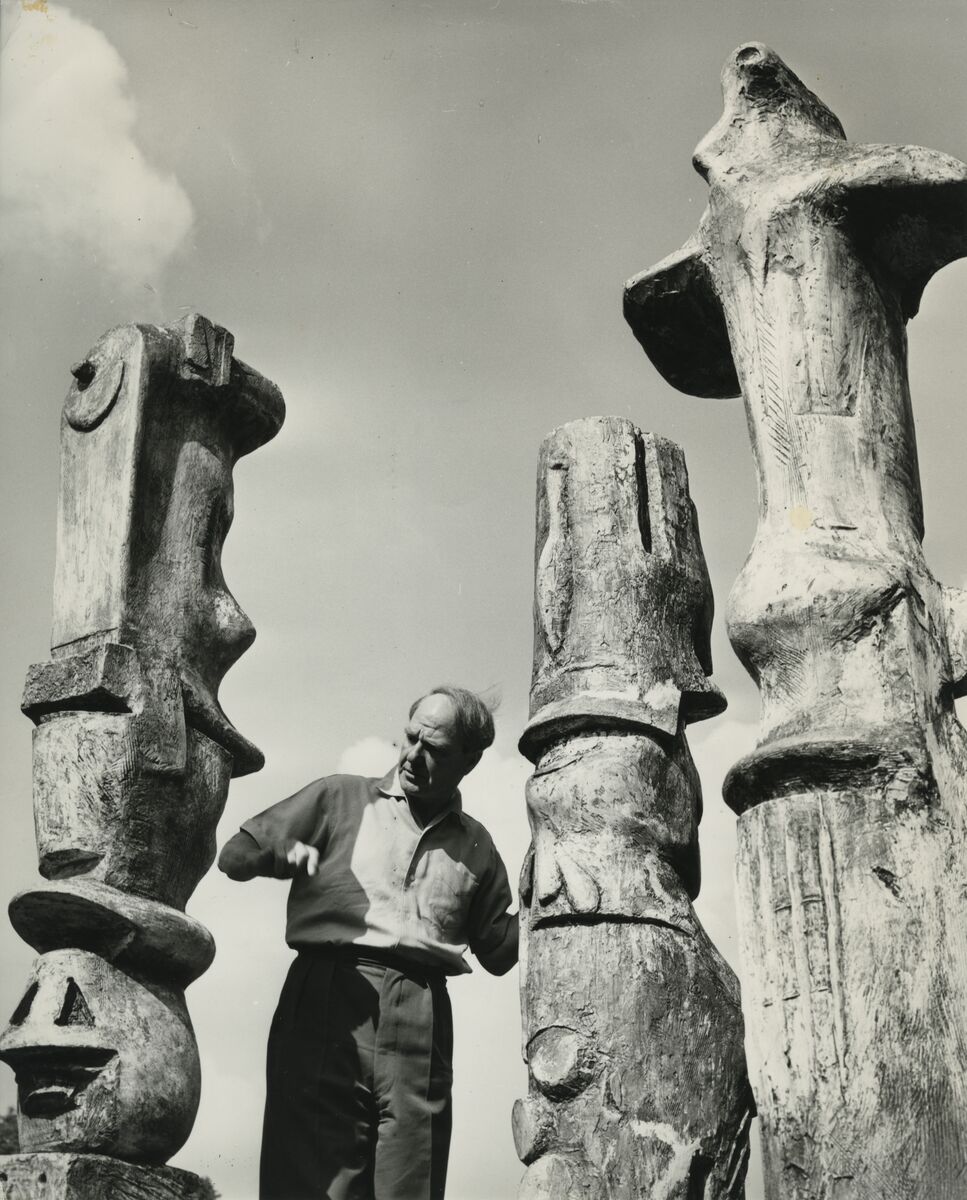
217;778;327;882
218;830;277;881
219;830;322;882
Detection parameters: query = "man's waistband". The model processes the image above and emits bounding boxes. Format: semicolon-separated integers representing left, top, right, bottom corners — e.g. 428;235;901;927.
297;943;448;986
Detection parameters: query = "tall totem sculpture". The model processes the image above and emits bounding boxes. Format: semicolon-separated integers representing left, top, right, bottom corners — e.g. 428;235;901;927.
625;43;967;1197
514;417;753;1198
0;314;284;1198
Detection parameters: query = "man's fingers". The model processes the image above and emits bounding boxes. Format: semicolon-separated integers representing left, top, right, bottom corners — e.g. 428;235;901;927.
286;842;319;875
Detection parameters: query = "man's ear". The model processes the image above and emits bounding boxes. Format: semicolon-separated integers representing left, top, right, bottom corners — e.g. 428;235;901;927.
464;749;482;773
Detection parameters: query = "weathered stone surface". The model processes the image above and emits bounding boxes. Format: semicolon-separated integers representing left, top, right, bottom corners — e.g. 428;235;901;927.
516;418;751;1198
625;43;967;1197
523;731;703;915
0;951;199;1162
2;314;282;1180
44;312;283;777
0;1154;210;1199
17;313;284;926
21;643;140;722
521;419;724;754
28;717;231;909
9;879;215;987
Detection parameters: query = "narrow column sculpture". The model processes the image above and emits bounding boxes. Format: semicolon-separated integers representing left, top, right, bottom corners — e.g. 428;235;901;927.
514;417;753;1199
0;314;284;1198
625;44;967;1197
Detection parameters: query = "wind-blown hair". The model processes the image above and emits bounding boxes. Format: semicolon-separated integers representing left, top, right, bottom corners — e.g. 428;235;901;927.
410;685;497;756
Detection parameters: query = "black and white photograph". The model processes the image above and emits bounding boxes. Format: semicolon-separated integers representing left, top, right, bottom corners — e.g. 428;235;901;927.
1;2;966;1197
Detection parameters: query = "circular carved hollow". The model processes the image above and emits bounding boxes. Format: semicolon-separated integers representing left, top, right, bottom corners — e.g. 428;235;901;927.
64;358;124;432
527;1025;596;1101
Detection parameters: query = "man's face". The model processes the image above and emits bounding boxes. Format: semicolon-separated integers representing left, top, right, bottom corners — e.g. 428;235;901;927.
398;694;480;810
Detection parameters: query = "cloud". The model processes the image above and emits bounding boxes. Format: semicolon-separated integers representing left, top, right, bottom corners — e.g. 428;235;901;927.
336;735;397;776
1;4;193;285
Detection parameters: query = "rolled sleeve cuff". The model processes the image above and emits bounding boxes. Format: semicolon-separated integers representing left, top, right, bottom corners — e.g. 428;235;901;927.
472;910;519;976
239;820;294;879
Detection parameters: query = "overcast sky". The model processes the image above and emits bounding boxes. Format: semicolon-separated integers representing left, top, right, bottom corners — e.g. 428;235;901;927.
2;2;966;1197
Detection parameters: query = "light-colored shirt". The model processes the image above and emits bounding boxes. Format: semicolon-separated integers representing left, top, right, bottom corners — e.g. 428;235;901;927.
240;768;517;975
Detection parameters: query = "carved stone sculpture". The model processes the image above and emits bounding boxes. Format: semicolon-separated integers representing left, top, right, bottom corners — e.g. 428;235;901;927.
625;43;967;1197
0;314;284;1198
514;417;752;1198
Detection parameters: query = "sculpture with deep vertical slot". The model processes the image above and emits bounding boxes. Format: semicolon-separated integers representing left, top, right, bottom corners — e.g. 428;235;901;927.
514;416;753;1198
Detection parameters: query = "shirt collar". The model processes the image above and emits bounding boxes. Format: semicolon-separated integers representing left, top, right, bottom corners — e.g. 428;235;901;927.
377;767;463;817
377;767;403;797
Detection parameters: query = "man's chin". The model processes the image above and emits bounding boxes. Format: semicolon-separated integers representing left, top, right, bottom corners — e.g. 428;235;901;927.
400;778;445;808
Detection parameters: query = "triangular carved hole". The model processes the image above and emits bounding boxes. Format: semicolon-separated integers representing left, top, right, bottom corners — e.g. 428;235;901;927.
55;978;94;1027
10;982;38;1026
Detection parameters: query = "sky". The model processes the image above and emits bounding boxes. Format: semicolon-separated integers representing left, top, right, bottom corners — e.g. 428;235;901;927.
1;1;966;1197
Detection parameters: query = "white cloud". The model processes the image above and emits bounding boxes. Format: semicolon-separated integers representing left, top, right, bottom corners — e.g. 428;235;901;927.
336;735;397;777
0;4;193;285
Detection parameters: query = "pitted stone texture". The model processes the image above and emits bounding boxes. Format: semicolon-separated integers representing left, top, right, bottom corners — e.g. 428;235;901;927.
516;423;750;1197
0;951;199;1162
46;313;284;776
625;42;967;1198
521;417;723;760
3;313;282;1178
0;1154;211;1199
29;717;231;911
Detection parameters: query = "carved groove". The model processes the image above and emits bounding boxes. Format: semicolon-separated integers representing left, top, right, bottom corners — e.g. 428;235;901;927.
517;417;751;1197
625;41;967;1196
1;314;283;1183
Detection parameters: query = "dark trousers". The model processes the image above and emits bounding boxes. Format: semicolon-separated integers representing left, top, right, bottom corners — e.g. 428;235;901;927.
260;950;454;1200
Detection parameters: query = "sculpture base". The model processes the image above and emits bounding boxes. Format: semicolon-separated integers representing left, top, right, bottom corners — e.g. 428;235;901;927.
0;1154;210;1199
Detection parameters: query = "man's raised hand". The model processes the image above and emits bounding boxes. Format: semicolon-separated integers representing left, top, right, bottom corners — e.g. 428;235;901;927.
286;841;319;877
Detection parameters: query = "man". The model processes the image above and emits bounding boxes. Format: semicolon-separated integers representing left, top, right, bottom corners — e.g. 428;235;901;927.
218;685;518;1200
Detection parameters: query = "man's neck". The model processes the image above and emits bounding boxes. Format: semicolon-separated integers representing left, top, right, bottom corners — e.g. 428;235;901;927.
407;793;454;829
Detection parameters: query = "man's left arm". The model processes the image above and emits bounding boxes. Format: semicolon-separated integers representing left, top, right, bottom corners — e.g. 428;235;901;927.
467;844;519;976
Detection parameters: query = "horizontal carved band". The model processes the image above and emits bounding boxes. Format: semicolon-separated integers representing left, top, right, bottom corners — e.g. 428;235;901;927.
22;644;141;722
723;732;935;814
9;881;215;987
0;1153;211;1199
